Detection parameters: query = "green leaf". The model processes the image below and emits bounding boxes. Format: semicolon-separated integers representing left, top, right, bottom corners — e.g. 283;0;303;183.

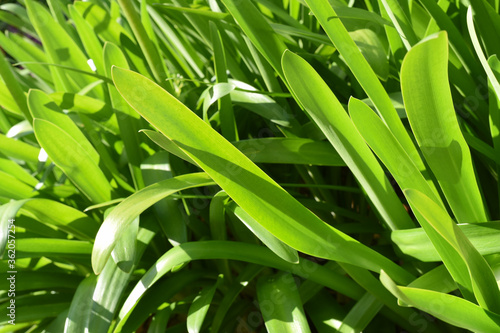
392;222;500;262
0;199;29;258
405;189;500;313
25;0;98;94
33;119;112;203
103;41;144;189
349;97;442;205
187;275;223;333
302;0;422;170
210;21;237;141
227;201;299;263
115;241;364;330
111;66;414;283
349;29;389;81
144;129;345;166
401;31;487;223
0;133;40;164
15;238;92;259
0;46;31;123
116;0;173;93
338;293;382;333
22;199;98;240
64;275;97;333
257;272;311;333
380;271;500;332
220;0;287;78
92;173;214;274
28;90;99;163
282;50;414;231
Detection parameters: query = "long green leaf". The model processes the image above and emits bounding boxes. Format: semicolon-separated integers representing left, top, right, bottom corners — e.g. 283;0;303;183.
405;189;500;313
227;201;299;263
33;119;112;203
112;66;414;283
381;271;500;332
392;222;500;261
302;0;423;171
282;50;413;231
92;172;214;274
257;272;311;333
401;31;487;223
115;241;365;330
187;275;222;333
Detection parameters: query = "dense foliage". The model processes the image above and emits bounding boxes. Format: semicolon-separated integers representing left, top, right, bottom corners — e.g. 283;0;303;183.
1;0;500;332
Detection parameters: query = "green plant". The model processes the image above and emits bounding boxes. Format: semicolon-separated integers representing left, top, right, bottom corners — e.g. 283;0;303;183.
1;0;500;332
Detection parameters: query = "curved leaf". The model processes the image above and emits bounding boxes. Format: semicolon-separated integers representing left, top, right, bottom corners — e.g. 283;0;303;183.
92;172;214;274
111;66;414;283
33;119;112;203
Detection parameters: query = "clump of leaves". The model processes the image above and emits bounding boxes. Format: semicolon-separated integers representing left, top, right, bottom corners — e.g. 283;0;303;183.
1;0;500;332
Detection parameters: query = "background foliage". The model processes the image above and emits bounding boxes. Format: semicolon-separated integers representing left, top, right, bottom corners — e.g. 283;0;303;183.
1;0;500;332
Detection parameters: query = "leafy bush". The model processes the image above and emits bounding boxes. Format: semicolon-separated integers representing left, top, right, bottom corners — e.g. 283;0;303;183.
1;0;500;332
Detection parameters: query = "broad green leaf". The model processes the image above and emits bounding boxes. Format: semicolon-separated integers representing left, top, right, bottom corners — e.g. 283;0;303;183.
187;275;223;333
112;66;414;283
405;189;500;313
33;119;112;203
419;0;480;75
0;171;38;200
233;138;345;166
22;199;98;240
103;41;144;189
381;271;500;332
0;154;38;186
282;50;414;231
110;215;139;273
0;78;24;116
392;222;500;262
401;31;487;223
227;201;299;263
349;98;442;203
92;172;214;274
348;97;476;300
89;219;157;333
257;272;311;333
28;89;99;163
49;92;112;116
0;133;40;164
15;238;92;259
64;275;97;333
407;265;456;293
349;29;389;81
